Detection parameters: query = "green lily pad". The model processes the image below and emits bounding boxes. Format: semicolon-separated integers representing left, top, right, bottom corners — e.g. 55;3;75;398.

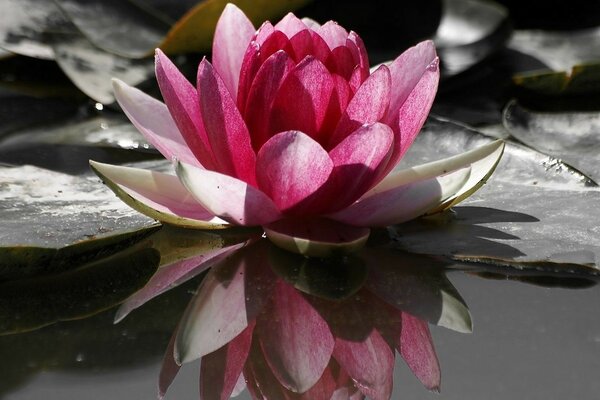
0;164;159;278
513;62;600;96
434;0;512;76
503;100;600;184
391;117;600;272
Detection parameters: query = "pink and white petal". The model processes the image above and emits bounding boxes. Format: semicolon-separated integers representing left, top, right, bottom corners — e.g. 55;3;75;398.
270;57;335;142
197;59;257;184
212;3;256;98
112;79;201;167
367;140;504;198
200;322;255;400
231;373;247;397
257;280;335;393
327;123;394;210
175;245;273;364
90;161;227;229
383;40;437;125
264;218;370;258
332;329;394;400
398;313;441;392
244;51;295;150
176;161;281;226
301;17;321;30
331;66;392;147
255;21;275;45
328;167;471;227
255;130;333;213
155;50;216;169
158;328;181;400
346;32;369;80
274;12;308;38
114;242;248;323
317;21;349;50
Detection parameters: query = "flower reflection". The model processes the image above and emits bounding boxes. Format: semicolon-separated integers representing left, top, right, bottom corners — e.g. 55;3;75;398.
118;237;471;400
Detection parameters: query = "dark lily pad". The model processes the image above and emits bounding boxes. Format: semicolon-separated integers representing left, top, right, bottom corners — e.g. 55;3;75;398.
434;0;512;76
54;0;170;58
513;62;600;96
391;117;600;272
503;100;600;184
52;32;155;104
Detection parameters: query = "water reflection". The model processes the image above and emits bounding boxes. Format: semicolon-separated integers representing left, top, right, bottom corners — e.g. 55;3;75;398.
113;230;473;400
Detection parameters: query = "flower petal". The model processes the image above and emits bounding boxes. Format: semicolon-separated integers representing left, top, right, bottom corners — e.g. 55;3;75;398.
398;313;441;392
331;66;392;147
212;3;256;98
111;78;201;168
89;161;227;229
329;167;471;227
290;29;331;66
265;217;370;258
197;59;257;184
176;161;281;226
328;123;394;210
256;131;333;214
158;329;180;400
333;329;394;400
200;322;255;400
270;57;335;143
274;12;308;38
155;50;216;169
257;280;335;393
244;51;295;150
175;243;274;364
317;21;349;50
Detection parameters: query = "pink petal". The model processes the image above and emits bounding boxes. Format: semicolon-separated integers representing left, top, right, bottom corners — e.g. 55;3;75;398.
257;280;335;393
259;30;294;62
176;161;281;226
197;59;257;184
330;66;392;148
301;17;321;30
274;12;308;38
155;50;216;169
175;243;275;363
158;329;180;400
270;57;335;143
236;41;261;113
328;167;470;227
398;313;441;392
244;51;295;150
333;329;394;400
327;123;394;210
114;242;248;323
290;361;338;400
255;131;333;214
111;79;201;168
244;338;293;400
289;30;331;66
89;161;225;228
346;32;369;80
316;21;349;49
212;3;256;99
200;322;255;400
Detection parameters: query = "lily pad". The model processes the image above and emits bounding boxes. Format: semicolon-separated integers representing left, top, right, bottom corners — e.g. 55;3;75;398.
434;0;512;76
503;100;600;184
0;164;159;276
391;117;600;272
159;0;313;54
54;0;170;58
513;62;600;96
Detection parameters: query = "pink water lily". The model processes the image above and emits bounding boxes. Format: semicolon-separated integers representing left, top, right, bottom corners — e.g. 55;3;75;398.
90;3;504;256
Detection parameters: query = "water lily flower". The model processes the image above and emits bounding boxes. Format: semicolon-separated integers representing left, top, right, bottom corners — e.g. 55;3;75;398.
90;3;504;257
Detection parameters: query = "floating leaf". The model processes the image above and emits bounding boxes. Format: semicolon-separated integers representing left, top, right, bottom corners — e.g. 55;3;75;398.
391;117;600;272
513;62;600;96
503;100;600;184
434;0;511;76
159;0;313;55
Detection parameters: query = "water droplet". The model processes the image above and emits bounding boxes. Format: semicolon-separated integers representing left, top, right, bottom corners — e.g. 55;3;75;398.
94;103;104;111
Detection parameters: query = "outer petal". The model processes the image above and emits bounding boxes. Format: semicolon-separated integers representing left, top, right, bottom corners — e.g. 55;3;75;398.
155;50;216;169
212;3;256;98
331;66;392;147
257;280;335;393
316;21;349;50
158;328;180;400
176;161;281;226
270;57;335;143
328;167;471;227
327;123;394;210
111;78;201;168
197;59;257;184
200;322;255;400
90;161;227;229
398;313;441;392
274;12;308;38
256;131;333;214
